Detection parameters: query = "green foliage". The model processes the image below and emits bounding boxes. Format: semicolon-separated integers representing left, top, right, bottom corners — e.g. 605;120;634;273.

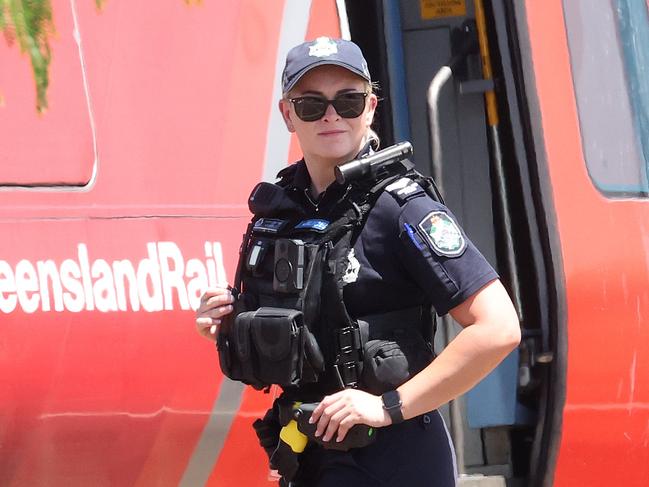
0;0;103;113
1;0;198;113
1;0;54;113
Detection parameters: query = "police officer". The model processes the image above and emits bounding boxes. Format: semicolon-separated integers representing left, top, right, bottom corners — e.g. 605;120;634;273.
196;37;520;487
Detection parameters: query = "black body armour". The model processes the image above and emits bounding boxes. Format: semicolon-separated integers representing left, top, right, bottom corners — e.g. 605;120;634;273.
217;160;442;400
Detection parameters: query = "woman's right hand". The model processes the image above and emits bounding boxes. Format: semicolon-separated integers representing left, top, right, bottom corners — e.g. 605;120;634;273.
195;286;235;341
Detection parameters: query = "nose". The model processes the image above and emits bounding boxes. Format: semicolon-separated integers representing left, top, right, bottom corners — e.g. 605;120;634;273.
321;101;340;122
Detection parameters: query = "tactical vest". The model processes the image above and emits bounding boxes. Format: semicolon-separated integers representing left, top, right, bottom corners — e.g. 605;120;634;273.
217;161;443;398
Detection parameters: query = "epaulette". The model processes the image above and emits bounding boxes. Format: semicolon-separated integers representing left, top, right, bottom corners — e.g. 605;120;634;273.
385;176;426;205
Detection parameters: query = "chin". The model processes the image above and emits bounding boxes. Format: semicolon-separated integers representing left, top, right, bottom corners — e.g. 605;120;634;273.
319;151;355;165
316;144;358;163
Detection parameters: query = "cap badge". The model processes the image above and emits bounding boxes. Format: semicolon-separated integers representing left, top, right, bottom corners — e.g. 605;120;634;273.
309;37;338;57
417;211;466;257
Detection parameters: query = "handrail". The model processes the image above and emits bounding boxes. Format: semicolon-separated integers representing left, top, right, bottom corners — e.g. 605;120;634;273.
426;66;453;197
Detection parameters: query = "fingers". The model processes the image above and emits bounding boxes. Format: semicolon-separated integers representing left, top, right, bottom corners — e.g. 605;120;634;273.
315;401;346;441
310;390;342;426
204;294;234;310
195;286;235;341
311;391;360;443
335;415;355;443
203;306;234;320
195;316;221;340
196;316;218;327
309;390;389;443
323;408;354;443
198;287;234;312
195;303;233;324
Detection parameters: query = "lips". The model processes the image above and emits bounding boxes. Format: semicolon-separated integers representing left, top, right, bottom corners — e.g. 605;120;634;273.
318;130;346;136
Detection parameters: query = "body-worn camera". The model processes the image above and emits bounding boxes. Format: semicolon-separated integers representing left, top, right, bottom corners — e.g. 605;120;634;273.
273;239;308;293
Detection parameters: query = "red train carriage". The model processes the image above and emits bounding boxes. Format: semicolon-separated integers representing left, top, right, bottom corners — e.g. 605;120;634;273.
1;1;647;486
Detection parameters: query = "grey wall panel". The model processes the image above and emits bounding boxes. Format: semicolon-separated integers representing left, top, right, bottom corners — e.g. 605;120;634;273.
401;28;496;267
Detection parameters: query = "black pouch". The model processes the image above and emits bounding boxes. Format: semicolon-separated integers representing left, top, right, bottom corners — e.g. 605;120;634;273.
218;304;324;388
361;329;434;394
247;307;303;386
217;298;264;388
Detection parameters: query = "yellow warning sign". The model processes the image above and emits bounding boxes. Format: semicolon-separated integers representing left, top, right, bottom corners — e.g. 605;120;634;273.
420;0;467;19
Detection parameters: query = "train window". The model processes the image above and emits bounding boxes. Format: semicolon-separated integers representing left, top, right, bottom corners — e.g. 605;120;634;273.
0;8;95;188
563;0;649;196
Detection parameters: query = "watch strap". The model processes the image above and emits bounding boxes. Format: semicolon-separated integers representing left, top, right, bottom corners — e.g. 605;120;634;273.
381;390;404;424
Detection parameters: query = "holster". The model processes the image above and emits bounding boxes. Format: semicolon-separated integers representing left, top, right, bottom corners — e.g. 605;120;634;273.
252;406;281;461
252;402;301;484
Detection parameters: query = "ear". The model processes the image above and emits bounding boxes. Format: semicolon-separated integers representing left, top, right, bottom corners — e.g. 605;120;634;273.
365;93;378;128
278;99;296;133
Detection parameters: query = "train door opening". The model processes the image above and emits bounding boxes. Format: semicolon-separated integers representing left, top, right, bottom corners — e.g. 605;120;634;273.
346;1;564;486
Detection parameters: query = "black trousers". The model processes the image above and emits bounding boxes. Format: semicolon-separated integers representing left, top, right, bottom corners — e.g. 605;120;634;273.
292;410;457;487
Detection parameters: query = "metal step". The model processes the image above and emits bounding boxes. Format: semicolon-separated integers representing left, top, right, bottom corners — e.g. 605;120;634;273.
458;475;506;487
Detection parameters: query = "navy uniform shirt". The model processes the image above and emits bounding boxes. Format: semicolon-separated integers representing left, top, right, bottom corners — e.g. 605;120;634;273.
284;160;498;318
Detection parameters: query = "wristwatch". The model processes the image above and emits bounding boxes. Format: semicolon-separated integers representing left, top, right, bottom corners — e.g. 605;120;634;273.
381;390;404;424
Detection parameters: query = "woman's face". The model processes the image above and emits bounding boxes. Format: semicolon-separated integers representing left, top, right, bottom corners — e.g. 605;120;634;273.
279;65;378;167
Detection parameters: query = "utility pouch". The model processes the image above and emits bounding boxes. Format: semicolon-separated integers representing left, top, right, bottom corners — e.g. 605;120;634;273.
248;307;303;386
217;306;324;388
361;329;434;395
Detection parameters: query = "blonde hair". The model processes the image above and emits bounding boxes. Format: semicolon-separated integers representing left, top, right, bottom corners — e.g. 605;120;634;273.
365;81;380;148
365;127;380;149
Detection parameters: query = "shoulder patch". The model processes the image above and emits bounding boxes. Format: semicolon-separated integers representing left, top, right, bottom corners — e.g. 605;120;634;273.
386;177;425;204
417;211;466;257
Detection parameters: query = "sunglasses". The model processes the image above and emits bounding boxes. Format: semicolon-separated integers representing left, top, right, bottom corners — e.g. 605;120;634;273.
289;92;368;122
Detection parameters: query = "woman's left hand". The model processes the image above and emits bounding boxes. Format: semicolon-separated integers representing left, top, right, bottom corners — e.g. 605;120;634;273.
310;389;392;443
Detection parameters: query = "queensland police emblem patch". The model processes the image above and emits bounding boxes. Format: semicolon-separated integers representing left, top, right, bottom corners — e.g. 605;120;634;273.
417;211;466;257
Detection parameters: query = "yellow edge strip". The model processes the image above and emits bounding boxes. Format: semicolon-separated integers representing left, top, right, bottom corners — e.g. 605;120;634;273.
474;0;499;126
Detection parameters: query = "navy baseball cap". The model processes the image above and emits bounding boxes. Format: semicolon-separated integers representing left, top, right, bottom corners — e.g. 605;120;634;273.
281;37;372;94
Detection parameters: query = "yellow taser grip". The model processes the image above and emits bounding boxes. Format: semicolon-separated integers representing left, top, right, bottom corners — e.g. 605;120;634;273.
279;420;308;453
